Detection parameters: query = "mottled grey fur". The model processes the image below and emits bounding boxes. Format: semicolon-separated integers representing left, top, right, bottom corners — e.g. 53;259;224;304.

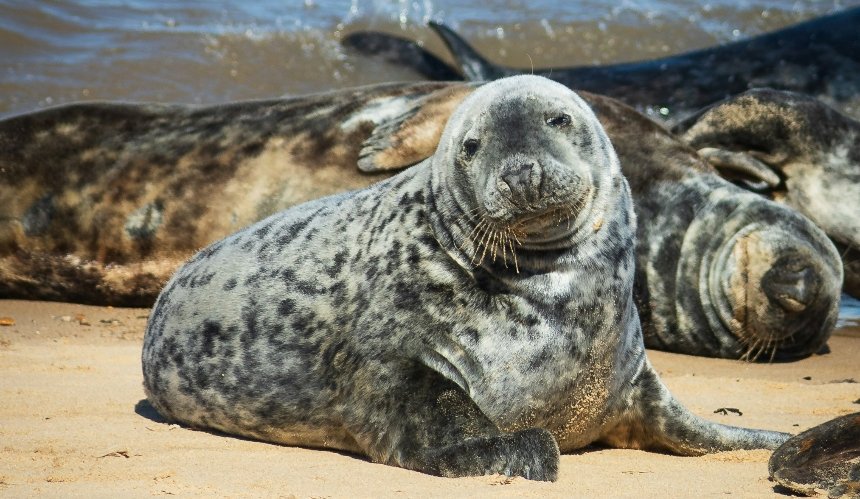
143;77;787;481
587;94;843;360
674;89;860;298
0;82;454;305
358;87;844;360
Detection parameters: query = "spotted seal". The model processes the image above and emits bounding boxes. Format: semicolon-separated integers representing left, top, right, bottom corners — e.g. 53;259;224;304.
142;76;787;481
342;7;860;122
673;89;860;298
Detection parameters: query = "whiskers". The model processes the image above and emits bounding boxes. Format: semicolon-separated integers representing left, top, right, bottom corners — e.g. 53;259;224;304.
461;216;525;273
457;201;585;273
737;329;787;362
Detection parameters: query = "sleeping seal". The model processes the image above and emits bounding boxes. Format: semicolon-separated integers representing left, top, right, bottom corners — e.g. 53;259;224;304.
142;76;787;481
1;81;841;359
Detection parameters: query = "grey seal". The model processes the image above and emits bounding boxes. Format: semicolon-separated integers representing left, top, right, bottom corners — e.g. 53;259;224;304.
1;81;841;360
673;89;860;298
142;76;787;481
342;7;860;122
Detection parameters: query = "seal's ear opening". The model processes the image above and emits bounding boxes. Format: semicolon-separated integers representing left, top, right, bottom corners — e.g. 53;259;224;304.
358;86;475;172
697;147;783;193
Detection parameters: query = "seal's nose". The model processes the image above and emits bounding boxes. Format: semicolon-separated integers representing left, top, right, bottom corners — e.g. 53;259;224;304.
761;259;821;313
499;160;542;205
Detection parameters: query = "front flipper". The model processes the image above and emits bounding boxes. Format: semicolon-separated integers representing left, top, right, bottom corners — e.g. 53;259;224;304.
601;359;789;454
696;147;783;192
344;361;559;481
358;84;476;172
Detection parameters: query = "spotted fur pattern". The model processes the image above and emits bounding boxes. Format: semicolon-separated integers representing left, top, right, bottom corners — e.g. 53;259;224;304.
675;89;860;298
143;77;787;481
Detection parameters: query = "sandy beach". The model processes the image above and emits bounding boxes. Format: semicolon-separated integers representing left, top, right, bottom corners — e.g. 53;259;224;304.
0;298;857;498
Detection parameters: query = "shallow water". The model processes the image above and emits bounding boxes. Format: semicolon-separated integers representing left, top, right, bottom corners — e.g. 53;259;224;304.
839;294;860;328
2;0;859;118
1;0;859;323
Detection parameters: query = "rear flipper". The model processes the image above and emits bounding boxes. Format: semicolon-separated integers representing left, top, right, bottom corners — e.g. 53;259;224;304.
340;31;462;81
601;359;789;454
428;21;512;81
345;361;559;481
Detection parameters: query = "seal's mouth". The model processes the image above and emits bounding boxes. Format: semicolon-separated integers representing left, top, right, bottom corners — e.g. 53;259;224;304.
463;187;596;272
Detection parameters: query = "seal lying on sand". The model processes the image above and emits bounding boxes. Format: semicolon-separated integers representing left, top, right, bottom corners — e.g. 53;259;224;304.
341;7;860;122
769;412;860;497
589;95;843;360
0;81;460;305
142;76;788;480
673;89;860;298
357;85;843;360
0;82;841;360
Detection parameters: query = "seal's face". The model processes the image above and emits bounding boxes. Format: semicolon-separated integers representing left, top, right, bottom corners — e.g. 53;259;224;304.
435;76;617;263
685;201;842;361
676;89;860;296
712;225;838;360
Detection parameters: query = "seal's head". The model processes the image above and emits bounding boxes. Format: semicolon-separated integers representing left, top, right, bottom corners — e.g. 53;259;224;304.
431;76;620;268
675;89;860;296
677;192;842;361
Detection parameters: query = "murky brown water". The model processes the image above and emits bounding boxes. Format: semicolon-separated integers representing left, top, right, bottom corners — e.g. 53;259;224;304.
2;0;858;118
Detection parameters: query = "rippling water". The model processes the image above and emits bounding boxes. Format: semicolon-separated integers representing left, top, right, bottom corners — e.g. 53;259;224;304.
2;0;858;117
2;0;859;325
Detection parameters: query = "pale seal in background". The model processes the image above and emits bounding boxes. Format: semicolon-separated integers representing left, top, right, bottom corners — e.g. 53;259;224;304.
0;82;462;305
142;77;787;481
0;81;842;360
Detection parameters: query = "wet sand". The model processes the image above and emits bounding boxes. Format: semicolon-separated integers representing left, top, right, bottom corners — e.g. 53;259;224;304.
0;299;857;497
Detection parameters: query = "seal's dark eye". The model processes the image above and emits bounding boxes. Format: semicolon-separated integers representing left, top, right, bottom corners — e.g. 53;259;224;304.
463;138;480;159
546;114;571;128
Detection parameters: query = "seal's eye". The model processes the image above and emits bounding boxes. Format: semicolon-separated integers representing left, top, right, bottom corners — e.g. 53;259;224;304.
546;114;572;128
463;138;480;159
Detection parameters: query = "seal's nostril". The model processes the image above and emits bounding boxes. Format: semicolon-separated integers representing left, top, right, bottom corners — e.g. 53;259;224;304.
761;265;820;313
500;162;535;191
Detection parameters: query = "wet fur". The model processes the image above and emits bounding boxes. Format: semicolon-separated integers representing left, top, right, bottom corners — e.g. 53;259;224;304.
342;8;860;122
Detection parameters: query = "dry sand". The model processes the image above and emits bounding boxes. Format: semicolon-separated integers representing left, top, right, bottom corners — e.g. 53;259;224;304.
0;298;857;498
